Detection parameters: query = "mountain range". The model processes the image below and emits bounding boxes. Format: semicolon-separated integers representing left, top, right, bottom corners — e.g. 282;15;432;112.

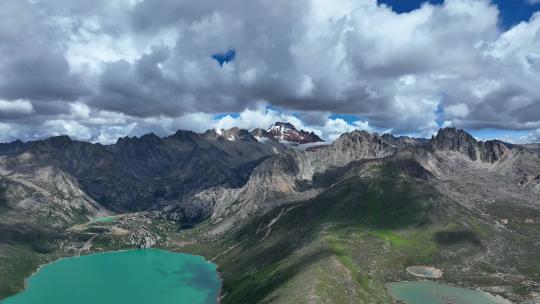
0;123;539;303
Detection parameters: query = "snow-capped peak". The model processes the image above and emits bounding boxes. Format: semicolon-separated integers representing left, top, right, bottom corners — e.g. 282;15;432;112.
265;122;324;144
205;127;259;142
266;122;296;134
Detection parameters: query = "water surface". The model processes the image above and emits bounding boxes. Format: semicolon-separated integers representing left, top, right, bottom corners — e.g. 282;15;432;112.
2;249;220;304
387;281;509;304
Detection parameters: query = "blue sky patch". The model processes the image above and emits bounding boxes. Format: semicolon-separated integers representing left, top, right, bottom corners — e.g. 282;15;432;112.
377;0;540;29
214;113;240;120
469;128;530;142
212;48;236;67
377;0;444;14
329;114;364;124
435;104;446;127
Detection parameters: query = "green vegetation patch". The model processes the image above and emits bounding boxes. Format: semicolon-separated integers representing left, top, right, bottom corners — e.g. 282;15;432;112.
328;235;368;287
223;250;329;304
372;230;414;248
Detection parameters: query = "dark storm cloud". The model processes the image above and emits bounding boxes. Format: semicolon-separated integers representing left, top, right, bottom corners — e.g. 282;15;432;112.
90;48;182;117
0;53;88;102
0;0;88;102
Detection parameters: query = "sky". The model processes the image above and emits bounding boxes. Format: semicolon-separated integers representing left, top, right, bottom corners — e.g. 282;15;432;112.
0;0;540;144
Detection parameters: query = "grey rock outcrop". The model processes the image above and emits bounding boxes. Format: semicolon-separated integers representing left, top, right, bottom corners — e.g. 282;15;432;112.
1;128;284;212
430;127;510;162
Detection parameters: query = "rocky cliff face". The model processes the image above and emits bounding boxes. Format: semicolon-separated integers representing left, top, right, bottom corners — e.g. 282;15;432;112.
0;162;107;227
197;127;539;235
284;130;402;181
0;127;283;213
200;130;410;231
319;130;396;163
430;127;510;162
245;129;401;189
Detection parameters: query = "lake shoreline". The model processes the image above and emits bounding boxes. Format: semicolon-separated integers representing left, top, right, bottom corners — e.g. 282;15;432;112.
20;247;135;291
6;246;223;304
386;280;512;304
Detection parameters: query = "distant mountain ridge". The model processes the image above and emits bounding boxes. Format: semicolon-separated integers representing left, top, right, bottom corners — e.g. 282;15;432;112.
1;123;535;150
0;125;537;219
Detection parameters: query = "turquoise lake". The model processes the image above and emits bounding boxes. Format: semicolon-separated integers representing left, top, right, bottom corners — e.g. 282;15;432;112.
1;249;221;304
387;281;509;304
90;216;116;223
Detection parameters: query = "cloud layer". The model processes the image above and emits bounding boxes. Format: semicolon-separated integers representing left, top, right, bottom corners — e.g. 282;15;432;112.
0;0;539;143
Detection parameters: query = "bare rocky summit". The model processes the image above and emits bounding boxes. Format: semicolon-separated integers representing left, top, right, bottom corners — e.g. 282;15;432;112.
430;127;510;162
263;122;324;144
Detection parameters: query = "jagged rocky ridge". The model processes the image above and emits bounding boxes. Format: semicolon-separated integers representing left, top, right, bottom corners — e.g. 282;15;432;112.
0;129;285;215
1;125;537;229
430;127;511;162
160;127;539;233
251;122;324;144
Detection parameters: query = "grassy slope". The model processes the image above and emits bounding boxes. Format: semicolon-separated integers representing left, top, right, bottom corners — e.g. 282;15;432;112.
0;225;69;298
0;179;93;299
0;244;45;297
206;169;464;303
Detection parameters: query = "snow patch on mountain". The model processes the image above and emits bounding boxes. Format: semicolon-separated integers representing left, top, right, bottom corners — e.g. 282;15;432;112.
265;122;324;144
